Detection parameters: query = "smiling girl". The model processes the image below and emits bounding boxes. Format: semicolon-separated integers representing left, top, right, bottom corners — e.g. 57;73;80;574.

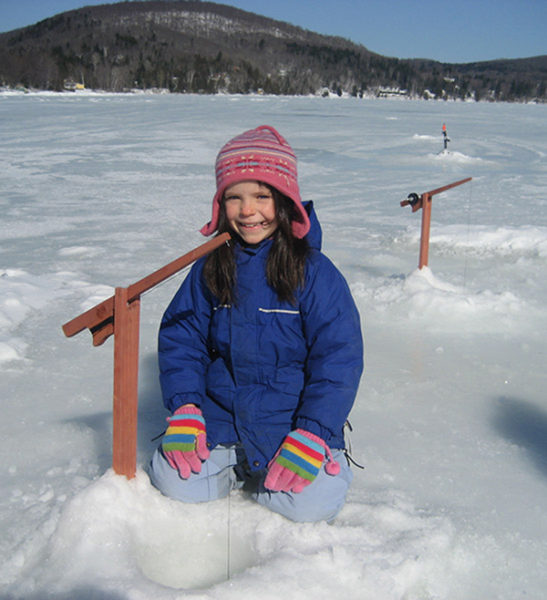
149;126;363;522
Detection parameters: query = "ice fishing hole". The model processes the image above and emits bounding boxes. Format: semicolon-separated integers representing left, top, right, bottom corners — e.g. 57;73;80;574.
135;517;257;589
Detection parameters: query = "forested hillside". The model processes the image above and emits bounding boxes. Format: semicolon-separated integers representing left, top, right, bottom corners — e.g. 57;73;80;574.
1;0;545;101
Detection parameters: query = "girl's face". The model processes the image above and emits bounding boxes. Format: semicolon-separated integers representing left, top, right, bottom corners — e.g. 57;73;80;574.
223;181;279;244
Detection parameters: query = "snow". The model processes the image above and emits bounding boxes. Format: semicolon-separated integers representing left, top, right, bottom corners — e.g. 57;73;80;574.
1;91;546;599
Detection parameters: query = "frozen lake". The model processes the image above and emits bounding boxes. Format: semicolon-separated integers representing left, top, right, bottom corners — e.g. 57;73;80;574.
1;91;546;599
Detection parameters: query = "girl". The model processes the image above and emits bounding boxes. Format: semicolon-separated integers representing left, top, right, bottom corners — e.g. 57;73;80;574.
149;125;363;522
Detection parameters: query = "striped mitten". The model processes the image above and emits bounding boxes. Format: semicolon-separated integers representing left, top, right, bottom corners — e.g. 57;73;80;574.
264;429;340;493
162;405;210;479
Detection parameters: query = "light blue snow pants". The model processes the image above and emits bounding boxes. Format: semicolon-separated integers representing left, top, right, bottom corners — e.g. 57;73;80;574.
148;444;352;523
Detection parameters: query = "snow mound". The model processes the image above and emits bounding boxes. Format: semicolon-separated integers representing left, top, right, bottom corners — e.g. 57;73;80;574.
429;150;482;163
0;269;76;363
5;470;473;599
0;269;114;363
352;267;527;333
58;246;103;258
428;225;547;258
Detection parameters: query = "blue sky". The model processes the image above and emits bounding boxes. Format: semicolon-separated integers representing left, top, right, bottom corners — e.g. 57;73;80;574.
0;0;545;63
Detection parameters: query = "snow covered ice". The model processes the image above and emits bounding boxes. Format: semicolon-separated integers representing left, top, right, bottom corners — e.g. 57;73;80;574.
1;91;546;599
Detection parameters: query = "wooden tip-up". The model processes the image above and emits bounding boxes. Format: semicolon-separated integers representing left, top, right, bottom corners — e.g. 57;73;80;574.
399;177;472;270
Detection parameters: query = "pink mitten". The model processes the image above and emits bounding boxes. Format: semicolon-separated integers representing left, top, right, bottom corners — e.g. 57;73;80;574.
162;405;210;478
264;429;340;493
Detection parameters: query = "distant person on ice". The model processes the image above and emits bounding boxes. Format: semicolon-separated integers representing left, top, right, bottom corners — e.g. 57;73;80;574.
148;125;363;522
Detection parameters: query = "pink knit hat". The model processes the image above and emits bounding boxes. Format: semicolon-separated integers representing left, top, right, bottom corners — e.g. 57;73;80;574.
200;125;310;238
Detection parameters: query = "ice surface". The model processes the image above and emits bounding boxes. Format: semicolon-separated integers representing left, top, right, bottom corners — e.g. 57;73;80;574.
1;91;546;599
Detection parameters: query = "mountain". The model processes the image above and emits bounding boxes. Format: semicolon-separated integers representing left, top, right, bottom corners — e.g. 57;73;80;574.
1;0;545;101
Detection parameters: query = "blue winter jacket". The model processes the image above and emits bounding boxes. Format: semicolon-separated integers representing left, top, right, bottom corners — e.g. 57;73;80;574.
158;202;363;471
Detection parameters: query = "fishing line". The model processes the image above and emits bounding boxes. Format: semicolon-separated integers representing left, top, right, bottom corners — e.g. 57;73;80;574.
462;179;474;287
226;487;232;581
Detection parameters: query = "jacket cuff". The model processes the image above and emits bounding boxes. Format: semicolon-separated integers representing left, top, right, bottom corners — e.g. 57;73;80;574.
167;392;203;413
294;416;333;446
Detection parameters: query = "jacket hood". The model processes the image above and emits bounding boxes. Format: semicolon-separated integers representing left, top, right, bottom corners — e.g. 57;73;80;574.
303;201;322;251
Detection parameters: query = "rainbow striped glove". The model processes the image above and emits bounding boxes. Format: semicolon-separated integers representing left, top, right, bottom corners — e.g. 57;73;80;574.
264;429;341;494
162;405;210;479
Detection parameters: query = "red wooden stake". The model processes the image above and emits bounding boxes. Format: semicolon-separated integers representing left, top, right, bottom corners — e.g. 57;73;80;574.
418;192;432;269
112;287;140;478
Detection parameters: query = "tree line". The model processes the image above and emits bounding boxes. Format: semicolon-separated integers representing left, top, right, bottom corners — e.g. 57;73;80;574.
1;0;545;102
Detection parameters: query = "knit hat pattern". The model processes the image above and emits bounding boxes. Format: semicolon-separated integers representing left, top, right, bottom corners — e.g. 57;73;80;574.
200;125;310;238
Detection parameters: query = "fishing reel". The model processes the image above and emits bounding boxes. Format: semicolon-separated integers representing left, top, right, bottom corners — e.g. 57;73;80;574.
406;193;420;207
399;192;421;210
